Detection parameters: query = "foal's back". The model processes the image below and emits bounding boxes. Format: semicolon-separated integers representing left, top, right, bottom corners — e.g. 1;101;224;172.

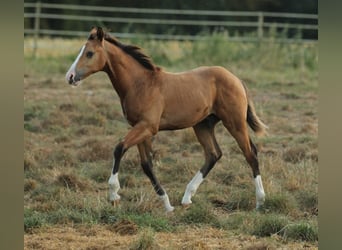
157;66;247;130
161;66;245;99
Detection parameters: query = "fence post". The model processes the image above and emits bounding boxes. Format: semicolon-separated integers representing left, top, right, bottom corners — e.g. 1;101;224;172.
33;1;41;58
257;12;264;40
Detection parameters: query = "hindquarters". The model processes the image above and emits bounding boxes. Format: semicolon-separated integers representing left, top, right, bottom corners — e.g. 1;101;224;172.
211;66;267;136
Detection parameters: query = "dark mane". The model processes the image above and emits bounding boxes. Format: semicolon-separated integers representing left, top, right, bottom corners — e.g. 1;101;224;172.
104;34;156;71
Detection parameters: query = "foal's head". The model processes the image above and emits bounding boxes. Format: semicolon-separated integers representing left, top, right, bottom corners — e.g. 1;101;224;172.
66;27;107;86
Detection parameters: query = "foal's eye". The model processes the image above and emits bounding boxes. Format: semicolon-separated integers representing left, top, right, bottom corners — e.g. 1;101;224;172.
86;51;94;58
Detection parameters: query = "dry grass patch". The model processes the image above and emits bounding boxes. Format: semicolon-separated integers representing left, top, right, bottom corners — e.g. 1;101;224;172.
24;152;37;171
24;179;38;192
107;219;139;235
130;227;158;250
283;146;307;163
56;172;92;191
78;138;113;162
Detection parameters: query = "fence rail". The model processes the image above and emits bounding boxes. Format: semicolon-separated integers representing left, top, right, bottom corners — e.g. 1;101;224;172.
24;2;318;55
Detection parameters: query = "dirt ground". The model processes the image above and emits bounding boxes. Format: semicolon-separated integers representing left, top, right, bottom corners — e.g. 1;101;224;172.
25;224;317;250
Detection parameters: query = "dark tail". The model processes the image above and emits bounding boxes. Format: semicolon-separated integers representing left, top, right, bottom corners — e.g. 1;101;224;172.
247;101;268;136
241;81;268;136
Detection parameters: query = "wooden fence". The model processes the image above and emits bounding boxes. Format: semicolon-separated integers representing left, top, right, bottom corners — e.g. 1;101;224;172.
24;2;317;55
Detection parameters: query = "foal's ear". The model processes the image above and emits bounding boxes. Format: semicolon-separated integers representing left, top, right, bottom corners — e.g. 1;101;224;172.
97;27;104;42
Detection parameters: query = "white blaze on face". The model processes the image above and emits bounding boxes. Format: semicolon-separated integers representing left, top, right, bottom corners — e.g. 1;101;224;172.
65;45;86;84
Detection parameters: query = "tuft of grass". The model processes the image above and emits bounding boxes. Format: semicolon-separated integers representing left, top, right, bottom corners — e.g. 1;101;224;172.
130;227;158;250
86;164;110;183
225;189;255;211
24;103;50;122
24;209;47;233
107;219;139;235
98;205;118;224
180;202;218;225
284;222;318;242
78;138;113;162
220;212;248;231
56;172;91;191
30;183;59;202
296;190;318;215
24;119;43;133
252;214;289;237
283;147;307;163
24;179;38;192
46;208;97;225
54;134;71;144
24;152;37;171
124;213;173;232
49;148;77;168
263;193;296;214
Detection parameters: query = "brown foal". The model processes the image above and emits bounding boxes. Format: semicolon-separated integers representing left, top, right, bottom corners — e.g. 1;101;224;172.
66;27;267;212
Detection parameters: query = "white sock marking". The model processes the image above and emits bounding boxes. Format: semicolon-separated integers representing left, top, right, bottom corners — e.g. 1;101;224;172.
159;194;174;212
255;175;265;209
181;171;204;205
65;45;85;83
108;173;121;201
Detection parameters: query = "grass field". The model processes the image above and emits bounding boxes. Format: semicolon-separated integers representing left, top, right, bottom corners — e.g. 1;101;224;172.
24;35;318;249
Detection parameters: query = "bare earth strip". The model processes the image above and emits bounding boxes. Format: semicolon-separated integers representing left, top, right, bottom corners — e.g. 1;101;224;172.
25;225;317;250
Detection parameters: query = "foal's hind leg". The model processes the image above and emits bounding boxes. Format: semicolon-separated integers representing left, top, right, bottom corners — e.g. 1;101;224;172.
181;115;222;206
138;139;174;212
222;119;265;209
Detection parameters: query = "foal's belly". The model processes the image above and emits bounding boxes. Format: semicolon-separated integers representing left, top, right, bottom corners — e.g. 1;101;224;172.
159;104;212;130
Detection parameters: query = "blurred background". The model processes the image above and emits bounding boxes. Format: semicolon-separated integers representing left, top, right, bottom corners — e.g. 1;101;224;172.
24;0;317;46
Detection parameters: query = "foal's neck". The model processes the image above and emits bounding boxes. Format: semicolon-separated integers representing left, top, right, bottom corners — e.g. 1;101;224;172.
103;42;150;99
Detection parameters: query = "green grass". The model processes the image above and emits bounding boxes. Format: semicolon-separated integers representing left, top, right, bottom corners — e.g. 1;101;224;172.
179;201;218;225
263;193;296;214
284;221;318;242
24;35;317;247
24;209;47;233
130;227;158;250
252;214;289;237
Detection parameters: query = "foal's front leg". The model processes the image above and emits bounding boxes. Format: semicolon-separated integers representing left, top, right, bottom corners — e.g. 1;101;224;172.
108;142;125;204
108;122;152;205
108;121;173;210
138;139;174;212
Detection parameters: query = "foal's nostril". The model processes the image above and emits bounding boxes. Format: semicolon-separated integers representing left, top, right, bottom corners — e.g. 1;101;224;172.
68;74;74;84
